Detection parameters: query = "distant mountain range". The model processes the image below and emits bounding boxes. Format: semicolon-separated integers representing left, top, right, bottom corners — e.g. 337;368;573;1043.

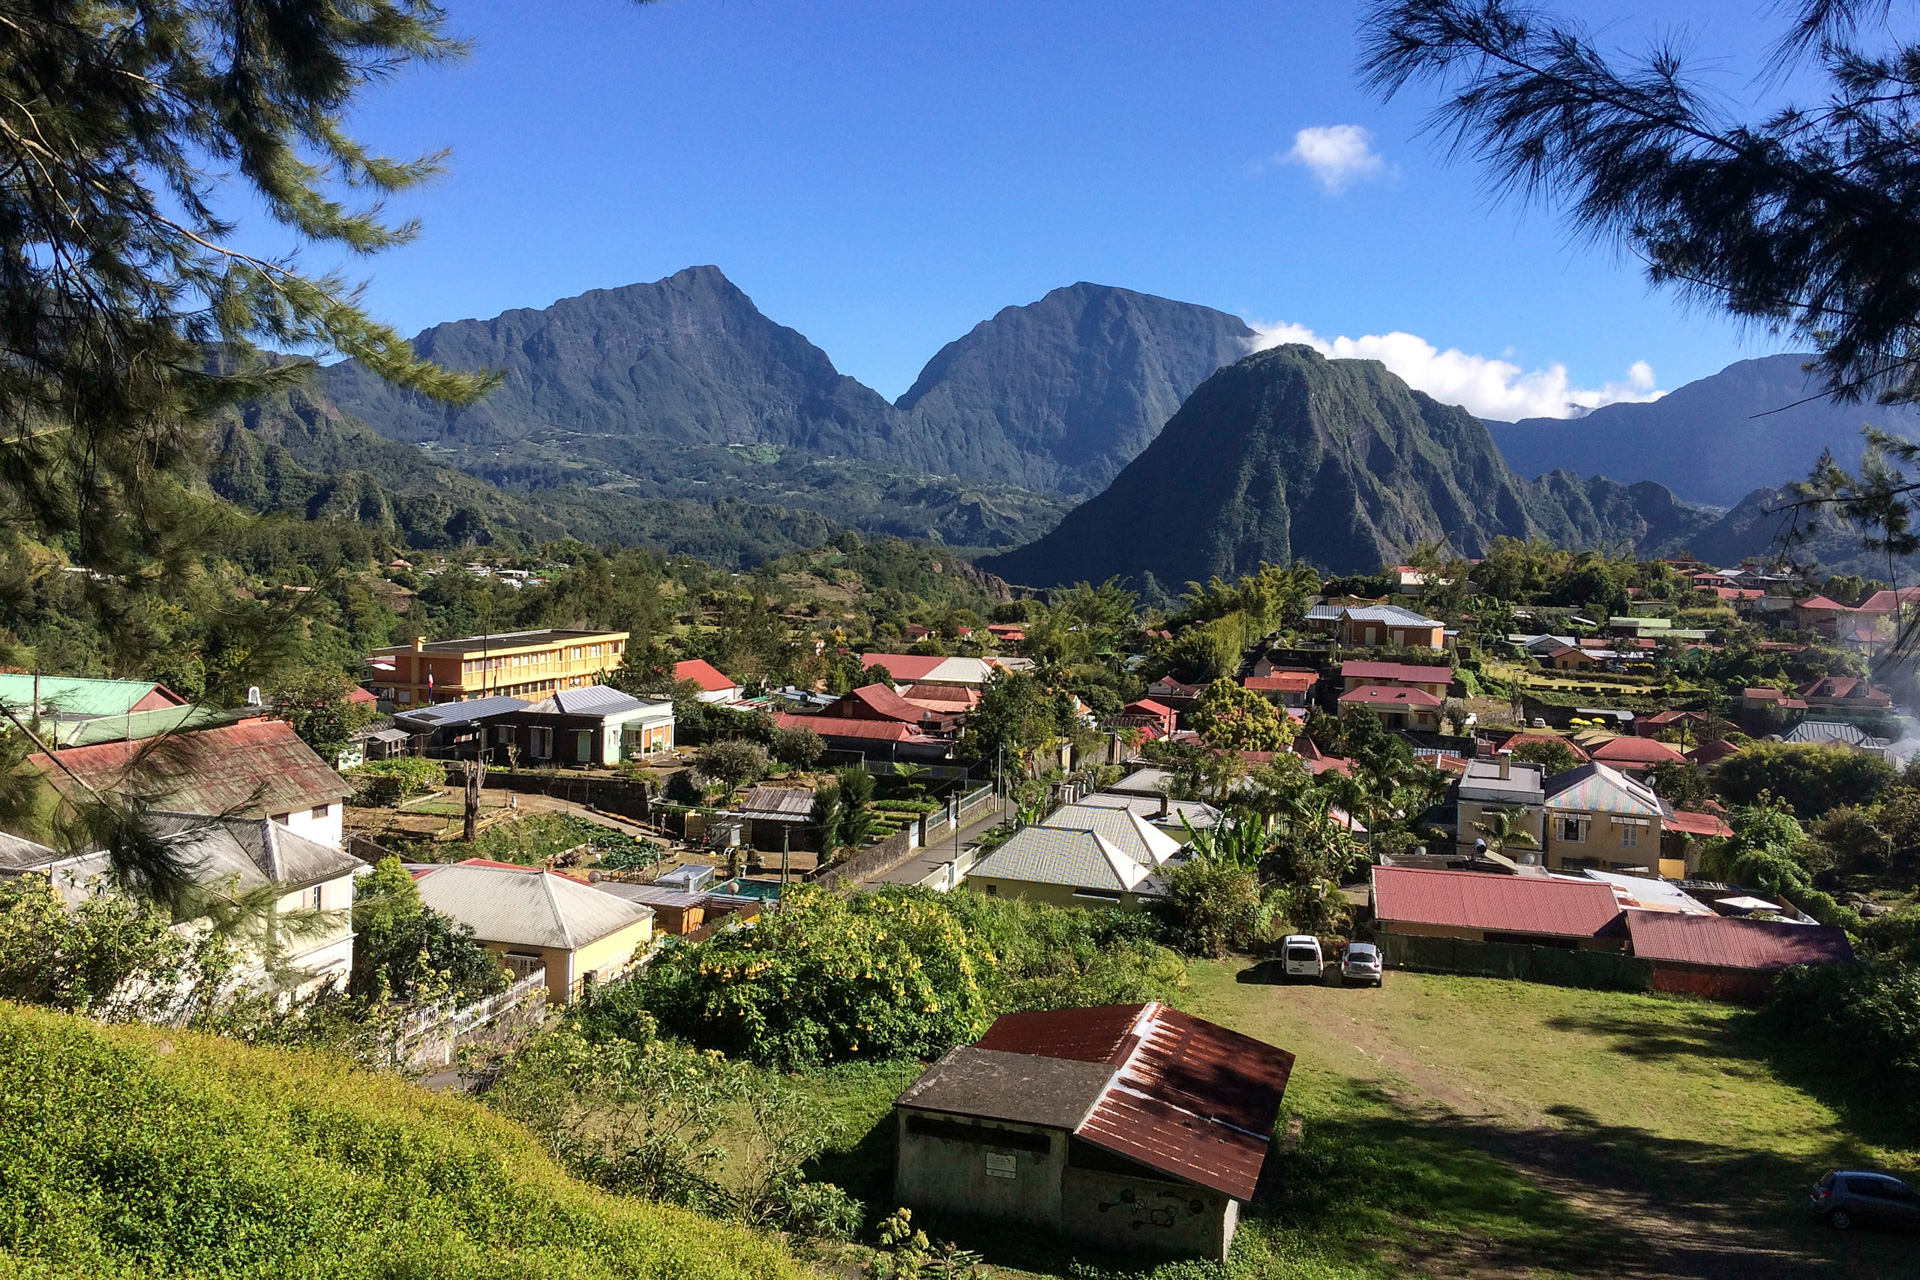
1487;354;1920;508
216;266;1913;582
314;267;1252;503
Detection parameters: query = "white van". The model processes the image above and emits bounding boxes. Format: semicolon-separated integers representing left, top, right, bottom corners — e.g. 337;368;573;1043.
1282;934;1324;980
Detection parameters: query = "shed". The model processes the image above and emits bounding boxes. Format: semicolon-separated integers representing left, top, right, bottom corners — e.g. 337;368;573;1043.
893;1003;1293;1262
1625;910;1854;1002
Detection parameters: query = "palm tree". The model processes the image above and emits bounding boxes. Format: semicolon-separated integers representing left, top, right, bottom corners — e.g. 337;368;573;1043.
1472;805;1540;859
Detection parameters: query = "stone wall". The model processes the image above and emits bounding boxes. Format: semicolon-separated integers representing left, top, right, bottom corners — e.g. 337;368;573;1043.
812;825;917;889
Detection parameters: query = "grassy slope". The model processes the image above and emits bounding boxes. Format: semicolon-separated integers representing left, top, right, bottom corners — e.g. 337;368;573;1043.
0;1004;811;1280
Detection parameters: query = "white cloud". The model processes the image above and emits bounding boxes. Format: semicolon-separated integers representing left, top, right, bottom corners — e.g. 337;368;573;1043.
1245;321;1664;420
1280;125;1389;193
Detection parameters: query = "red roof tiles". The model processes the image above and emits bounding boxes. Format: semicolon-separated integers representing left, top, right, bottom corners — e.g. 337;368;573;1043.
1372;865;1623;938
1243;672;1317;693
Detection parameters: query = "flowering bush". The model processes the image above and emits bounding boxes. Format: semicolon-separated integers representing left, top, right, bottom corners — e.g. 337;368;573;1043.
639;886;994;1068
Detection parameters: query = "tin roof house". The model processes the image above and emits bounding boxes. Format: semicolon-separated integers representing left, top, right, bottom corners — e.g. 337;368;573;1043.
892;1002;1294;1262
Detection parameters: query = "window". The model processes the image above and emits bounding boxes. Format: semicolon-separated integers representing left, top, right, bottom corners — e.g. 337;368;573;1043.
310;804;329;820
310;885;324;911
984;883;998;896
1557;816;1587;843
529;727;552;759
1619;824;1639;848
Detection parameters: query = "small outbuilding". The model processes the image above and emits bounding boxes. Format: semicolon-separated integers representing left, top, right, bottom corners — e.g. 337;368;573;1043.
1624;911;1854;1002
892;1003;1294;1262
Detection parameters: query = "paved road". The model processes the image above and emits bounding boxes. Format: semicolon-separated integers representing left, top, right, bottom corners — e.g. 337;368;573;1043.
864;797;1014;889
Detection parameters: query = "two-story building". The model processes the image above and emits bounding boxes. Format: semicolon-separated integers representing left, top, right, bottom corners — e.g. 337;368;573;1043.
1539;762;1666;873
1338;660;1452;698
367;629;630;707
1451;754;1547;857
1337;684;1443;731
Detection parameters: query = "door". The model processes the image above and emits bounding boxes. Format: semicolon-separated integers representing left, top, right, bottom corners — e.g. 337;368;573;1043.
529;727;552;759
576;730;594;763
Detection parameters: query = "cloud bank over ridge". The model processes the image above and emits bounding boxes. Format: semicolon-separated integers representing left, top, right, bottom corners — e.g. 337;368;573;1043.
1245;321;1663;420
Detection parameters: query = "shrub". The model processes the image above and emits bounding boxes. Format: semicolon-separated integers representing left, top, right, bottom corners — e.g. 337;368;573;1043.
769;725;825;769
1159;859;1264;958
1758;959;1920;1117
698;739;769;791
346;756;444;806
638;886;994;1068
351;857;507;1002
0;874;235;1021
1714;741;1897;818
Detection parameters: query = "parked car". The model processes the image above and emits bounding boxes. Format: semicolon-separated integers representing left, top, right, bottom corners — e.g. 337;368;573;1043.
1341;941;1384;986
1282;934;1324;980
1812;1170;1920;1231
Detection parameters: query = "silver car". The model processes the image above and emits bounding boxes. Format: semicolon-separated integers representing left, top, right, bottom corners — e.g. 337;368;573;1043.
1341;941;1384;986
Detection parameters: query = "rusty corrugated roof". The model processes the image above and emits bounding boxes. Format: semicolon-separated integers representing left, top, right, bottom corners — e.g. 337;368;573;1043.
971;1003;1294;1201
31;719;348;817
1626;911;1854;970
1373;865;1623;938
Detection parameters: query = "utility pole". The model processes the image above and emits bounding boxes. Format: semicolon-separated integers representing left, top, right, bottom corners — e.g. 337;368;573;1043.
780;822;790;886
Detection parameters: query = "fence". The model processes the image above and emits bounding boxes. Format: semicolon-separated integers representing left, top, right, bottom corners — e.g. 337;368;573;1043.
811;825;917;889
388;968;551;1071
476;770;656;823
1378;932;1653;993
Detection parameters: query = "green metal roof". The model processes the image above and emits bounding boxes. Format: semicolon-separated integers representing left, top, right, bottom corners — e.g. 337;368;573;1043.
51;704;246;748
0;673;171;718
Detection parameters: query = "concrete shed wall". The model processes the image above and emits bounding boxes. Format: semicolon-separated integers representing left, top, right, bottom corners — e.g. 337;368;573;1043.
1061;1166;1236;1263
894;1110;1066;1229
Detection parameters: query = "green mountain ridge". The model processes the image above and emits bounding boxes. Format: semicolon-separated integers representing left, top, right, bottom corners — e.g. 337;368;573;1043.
314;267;1258;500
980;345;1732;587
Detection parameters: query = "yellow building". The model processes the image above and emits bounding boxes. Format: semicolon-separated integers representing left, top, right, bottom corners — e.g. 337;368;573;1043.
413;860;654;1004
964;826;1164;911
367;628;629;706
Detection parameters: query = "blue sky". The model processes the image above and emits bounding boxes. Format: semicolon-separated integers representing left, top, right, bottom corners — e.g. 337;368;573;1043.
300;0;1800;417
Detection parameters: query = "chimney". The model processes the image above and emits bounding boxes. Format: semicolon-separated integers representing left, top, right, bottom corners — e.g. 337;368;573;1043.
1158;791;1169;818
1498;751;1512;780
412;636;426;652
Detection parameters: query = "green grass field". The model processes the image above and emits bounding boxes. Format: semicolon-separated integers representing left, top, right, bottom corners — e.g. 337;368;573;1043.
793;963;1920;1280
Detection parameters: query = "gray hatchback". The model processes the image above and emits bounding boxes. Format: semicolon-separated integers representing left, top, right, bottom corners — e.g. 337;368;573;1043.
1811;1170;1920;1231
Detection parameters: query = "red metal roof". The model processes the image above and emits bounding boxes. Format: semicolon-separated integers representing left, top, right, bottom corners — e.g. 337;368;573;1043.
32;718;347;817
1626;912;1853;970
860;653;945;681
1340;660;1453;685
1243;672;1317;692
1338;684;1443;709
673;659;738;693
1666;809;1734;838
1687;738;1742;766
1590;736;1687;766
771;712;941;744
1372;865;1622;938
838;683;932;723
974;1003;1294;1202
